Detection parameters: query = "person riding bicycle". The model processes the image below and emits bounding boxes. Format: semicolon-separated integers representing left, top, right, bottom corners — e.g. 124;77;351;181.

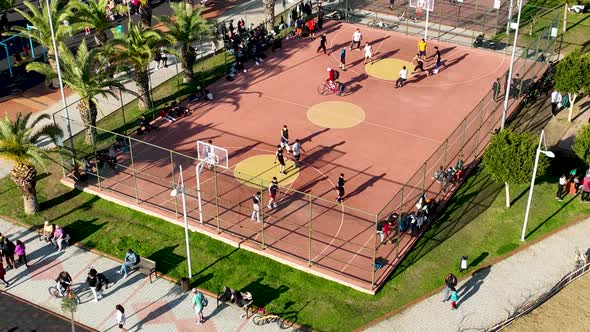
56;271;72;297
326;67;340;91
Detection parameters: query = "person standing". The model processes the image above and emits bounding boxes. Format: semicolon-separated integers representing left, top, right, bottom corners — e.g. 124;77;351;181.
432;46;442;74
450;287;458;309
363;42;373;64
280;125;291;152
556;174;567;201
14;240;28;269
492;77;501;102
550;90;562;117
268;177;279;209
192;288;205;325
274;145;287;175
395;66;408;88
292;139;305;168
339;47;346;70
581;175;590;202
0;262;8;287
316;33;327;54
87;268;103;302
115;305;127;331
418;38;427;61
442;273;457;301
251;192;261;222
1;237;15;270
306;18;315;38
349;29;362;51
336;173;345;203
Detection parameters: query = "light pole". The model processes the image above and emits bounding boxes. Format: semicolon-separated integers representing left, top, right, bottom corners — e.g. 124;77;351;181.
46;0;74;162
501;0;524;129
170;165;192;278
521;130;555;242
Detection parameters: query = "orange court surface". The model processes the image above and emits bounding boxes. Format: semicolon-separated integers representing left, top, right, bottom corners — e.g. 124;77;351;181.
70;20;512;293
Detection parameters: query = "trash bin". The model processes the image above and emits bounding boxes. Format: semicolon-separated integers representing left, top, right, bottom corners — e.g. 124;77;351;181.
180;277;190;292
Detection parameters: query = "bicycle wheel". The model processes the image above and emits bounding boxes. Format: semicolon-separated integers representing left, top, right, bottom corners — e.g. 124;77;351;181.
48;286;60;298
367;21;376;28
317;84;330;96
337;85;352;97
252;313;265;326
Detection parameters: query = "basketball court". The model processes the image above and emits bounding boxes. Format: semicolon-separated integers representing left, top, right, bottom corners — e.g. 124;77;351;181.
67;19;513;293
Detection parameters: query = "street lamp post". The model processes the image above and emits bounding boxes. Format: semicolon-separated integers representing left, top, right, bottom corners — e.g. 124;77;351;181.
170;165;193;278
501;0;525;129
521;130;555;242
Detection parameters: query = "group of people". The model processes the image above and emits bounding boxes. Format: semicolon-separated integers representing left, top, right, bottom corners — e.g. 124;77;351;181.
396;39;443;88
0;233;28;288
556;169;590;202
41;220;69;251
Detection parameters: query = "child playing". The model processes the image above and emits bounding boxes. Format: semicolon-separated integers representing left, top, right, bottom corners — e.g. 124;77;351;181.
450;288;458;310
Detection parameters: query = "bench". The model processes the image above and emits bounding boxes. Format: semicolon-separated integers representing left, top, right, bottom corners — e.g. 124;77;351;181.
37;225;71;247
216;286;253;318
133;257;158;283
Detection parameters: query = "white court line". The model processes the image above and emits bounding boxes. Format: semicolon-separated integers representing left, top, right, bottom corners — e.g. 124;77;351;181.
341;233;375;272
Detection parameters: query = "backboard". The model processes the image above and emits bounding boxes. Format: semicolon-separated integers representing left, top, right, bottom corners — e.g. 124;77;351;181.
409;0;434;11
196;140;229;170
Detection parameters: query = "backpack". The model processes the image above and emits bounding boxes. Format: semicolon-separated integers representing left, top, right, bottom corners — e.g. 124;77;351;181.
333;69;340;80
135;253;141;264
201;293;208;307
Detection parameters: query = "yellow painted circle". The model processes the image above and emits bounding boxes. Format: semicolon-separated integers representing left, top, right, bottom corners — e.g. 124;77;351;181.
365;58;414;81
307;101;365;129
233;154;299;189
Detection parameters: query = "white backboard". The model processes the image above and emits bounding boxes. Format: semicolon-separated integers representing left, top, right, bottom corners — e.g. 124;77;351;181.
409;0;434;11
197;140;229;170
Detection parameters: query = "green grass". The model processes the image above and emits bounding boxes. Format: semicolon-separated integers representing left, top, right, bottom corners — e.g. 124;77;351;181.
1;152;588;331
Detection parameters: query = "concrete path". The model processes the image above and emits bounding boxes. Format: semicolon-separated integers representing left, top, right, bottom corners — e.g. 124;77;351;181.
0;217;293;332
366;218;590;332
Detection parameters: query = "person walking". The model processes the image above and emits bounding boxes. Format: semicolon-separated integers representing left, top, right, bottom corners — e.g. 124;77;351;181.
556;174;567;201
442;273;458;301
115;305;127;331
0;262;8;287
581;175;590;202
432;46;442;74
251;192;262;222
14;240;28;269
280;125;291;152
274;145;287;175
268;177;279;209
336;173;345;203
192;288;205;325
492;77;501;102
450;287;458;309
395;66;408;88
1;237;15;270
550;90;562;117
363;42;373;64
316;33;327;54
339;47;346;70
87;268;103;302
418;38;427;61
292;139;305;168
349;28;362;51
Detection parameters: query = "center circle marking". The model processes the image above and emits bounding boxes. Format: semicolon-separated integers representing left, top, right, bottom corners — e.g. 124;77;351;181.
233;154;299;189
365;58;414;81
307;101;365;129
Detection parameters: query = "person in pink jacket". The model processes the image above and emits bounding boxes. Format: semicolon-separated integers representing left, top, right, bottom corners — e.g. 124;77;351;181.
15;240;28;268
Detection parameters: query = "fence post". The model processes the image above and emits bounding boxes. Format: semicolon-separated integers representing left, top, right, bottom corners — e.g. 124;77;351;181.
128;137;140;204
422;162;426;194
443;139;448;169
90;127;102;190
119;88;127;136
170;150;178;218
260;179;265;250
474;103;485;157
371;214;378;289
308;193;312;267
459;119;466;159
214;165;221;234
396;187;404;258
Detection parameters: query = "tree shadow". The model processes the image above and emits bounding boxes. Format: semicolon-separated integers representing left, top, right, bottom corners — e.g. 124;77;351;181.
241;277;289;308
148;245;185;275
39;189;82;211
468;252;489;269
456;266;491;306
66;218;106;244
193;248;239;277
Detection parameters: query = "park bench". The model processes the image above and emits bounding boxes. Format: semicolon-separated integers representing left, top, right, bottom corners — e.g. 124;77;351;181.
216;286;254;318
133;257;159;283
37;224;71;246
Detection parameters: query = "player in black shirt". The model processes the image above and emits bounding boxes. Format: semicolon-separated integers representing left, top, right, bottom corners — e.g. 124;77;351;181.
317;33;327;54
274;145;287;174
251;192;261;222
336;173;345;203
268;177;279;209
433;46;442;74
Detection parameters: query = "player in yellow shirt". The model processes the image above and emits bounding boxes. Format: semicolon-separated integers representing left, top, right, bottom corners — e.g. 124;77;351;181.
418;38;427;61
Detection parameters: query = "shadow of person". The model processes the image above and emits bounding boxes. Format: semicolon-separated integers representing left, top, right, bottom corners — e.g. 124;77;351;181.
456;266;491;306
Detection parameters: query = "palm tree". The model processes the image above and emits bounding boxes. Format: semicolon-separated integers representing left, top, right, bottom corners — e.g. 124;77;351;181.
8;0;75;87
158;3;209;83
27;40;126;144
0;113;63;214
263;0;275;31
0;0;15;14
69;0;111;46
138;0;152;26
108;24;173;110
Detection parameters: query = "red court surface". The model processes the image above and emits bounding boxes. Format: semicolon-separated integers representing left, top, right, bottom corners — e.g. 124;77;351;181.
66;20;512;293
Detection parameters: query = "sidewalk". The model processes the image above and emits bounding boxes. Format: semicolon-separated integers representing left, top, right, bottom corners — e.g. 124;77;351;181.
365;217;590;331
0;217;293;331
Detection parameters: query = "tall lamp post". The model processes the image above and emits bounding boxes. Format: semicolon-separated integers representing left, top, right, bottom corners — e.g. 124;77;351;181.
501;0;525;129
521;129;555;241
170;165;193;278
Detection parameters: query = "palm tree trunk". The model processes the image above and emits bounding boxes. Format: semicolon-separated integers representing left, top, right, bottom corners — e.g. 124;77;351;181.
46;50;60;89
139;3;152;26
11;164;39;215
136;68;151;110
182;45;195;83
263;0;275;32
94;29;107;47
78;99;98;144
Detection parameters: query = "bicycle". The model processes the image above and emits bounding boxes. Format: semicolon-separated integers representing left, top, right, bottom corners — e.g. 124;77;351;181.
398;10;418;23
367;20;398;30
251;307;290;329
318;81;351;96
49;285;80;304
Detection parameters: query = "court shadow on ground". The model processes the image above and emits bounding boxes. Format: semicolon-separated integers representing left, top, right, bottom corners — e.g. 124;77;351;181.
39;188;82;211
390;164;503;279
66;218;106;245
456;266;491;306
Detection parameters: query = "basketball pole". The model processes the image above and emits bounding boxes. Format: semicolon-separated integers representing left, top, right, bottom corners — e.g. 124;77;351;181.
424;0;430;39
501;0;524;129
196;161;205;224
176;165;192;279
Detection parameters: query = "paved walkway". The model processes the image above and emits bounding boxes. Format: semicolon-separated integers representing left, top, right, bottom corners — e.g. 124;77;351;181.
0;217;293;331
366;217;590;331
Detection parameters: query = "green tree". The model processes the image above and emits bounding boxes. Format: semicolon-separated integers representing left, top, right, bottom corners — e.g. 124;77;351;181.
27;40;125;144
483;129;550;207
554;50;590;122
69;0;111;46
158;3;209;83
263;0;275;31
573;124;590;167
107;24;173;110
0;0;15;15
0;113;63;214
61;294;78;332
8;0;74;87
